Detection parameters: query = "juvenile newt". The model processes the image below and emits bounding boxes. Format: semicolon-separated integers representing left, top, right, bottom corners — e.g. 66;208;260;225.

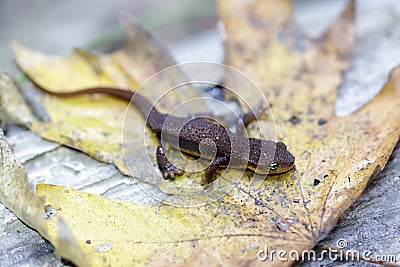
31;86;295;184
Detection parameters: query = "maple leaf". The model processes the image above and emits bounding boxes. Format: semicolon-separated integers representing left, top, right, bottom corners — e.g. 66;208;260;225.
1;0;399;266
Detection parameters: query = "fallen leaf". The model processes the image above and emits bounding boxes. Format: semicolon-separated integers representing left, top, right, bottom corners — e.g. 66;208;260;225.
35;183;312;266
12;21;238;196
219;0;400;263
12;16;200;177
6;0;400;266
0;120;89;267
0;72;37;126
36;55;400;265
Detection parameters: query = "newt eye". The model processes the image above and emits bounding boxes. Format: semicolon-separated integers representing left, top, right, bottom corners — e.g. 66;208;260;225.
270;162;279;170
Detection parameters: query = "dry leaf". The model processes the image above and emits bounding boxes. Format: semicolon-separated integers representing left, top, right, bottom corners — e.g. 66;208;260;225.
6;0;400;266
0;73;37;126
218;0;400;263
36;55;400;265
12;16;200;177
37;184;223;266
34;74;400;265
0;119;89;267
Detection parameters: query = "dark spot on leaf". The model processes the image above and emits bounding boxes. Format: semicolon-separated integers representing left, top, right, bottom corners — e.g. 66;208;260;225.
271;86;280;97
249;13;267;28
278;32;287;43
234;43;245;53
289;115;301;125
254;199;263;206
294;39;306;52
44;205;57;220
206;84;225;101
313;179;320;186
318;118;327;125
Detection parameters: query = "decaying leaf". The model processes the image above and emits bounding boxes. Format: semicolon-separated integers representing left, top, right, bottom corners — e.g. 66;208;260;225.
0;73;37;126
37;184;232;266
4;0;400;266
0;125;89;267
12;16;200;177
219;0;400;262
35;54;400;266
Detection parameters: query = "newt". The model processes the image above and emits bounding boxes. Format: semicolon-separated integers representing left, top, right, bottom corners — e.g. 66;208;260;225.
29;86;295;184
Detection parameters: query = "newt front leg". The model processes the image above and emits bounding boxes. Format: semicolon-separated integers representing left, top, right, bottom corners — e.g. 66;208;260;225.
156;141;184;179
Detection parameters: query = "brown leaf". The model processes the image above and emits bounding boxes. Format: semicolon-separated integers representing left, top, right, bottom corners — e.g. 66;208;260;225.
217;0;400;263
7;0;400;266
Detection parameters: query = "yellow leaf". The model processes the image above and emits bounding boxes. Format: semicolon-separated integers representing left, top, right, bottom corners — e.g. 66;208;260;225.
12;17;199;177
0;114;89;267
0;73;37;125
35;66;400;265
219;0;400;261
36;183;311;266
7;0;400;266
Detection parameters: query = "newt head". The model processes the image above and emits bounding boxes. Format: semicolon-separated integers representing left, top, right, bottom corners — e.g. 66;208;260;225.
267;141;295;174
247;140;295;175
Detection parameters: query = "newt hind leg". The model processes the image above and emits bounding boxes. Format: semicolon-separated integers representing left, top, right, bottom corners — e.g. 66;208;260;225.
156;141;184;179
204;156;229;185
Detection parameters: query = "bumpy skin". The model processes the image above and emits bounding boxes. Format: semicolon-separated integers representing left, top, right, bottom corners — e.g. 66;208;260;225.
36;87;295;184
